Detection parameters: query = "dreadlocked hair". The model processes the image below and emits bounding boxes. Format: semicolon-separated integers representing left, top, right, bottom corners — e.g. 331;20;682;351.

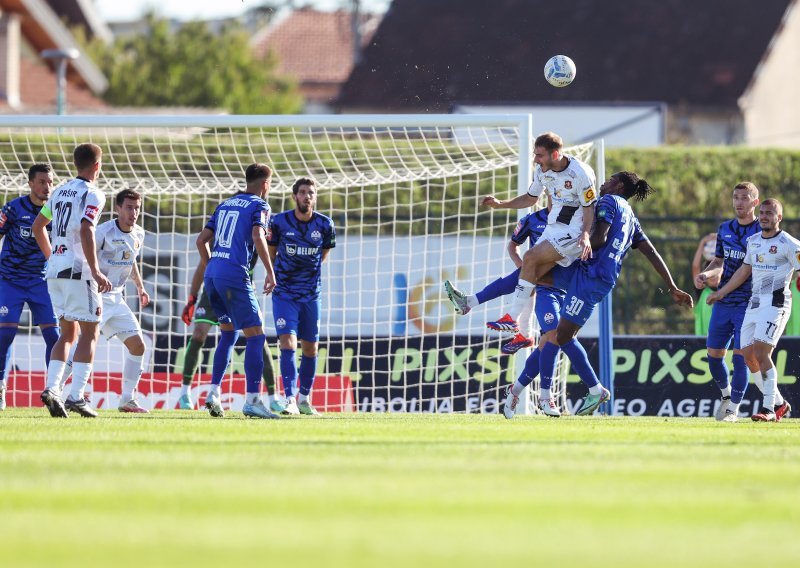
617;171;655;201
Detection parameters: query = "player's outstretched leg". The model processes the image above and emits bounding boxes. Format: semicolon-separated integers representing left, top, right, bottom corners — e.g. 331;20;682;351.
444;280;471;315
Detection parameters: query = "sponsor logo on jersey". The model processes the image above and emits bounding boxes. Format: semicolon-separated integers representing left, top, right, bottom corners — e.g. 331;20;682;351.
513;222;522;236
564;180;573;189
757;254;764;263
276;317;286;329
54;244;68;255
20;226;31;238
286;243;296;256
195;307;206;317
724;249;745;260
0;211;6;228
122;251;131;260
796;251;800;263
84;205;99;221
96;306;102;317
134;240;140;249
769;245;778;254
584;188;596;202
311;230;322;241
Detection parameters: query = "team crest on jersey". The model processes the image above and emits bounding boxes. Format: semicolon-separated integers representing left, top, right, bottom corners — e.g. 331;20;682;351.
564;181;572;189
311;230;322;241
122;251;131;260
20;226;31;238
796;251;800;263
95;306;102;317
0;306;8;317
286;244;296;256
134;240;140;249
276;317;286;329
584;188;596;201
84;205;99;220
769;245;777;254
544;312;555;325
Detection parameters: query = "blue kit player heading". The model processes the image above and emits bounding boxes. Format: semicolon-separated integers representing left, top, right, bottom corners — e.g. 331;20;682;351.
196;163;278;420
268;177;335;416
529;172;693;416
0;164;60;410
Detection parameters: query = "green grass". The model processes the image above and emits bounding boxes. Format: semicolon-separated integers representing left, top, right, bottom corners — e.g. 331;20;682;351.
1;411;799;567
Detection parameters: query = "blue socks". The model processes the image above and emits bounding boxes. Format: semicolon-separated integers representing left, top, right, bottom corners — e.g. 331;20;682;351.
561;338;600;388
476;268;521;305
244;335;265;394
516;348;541;388
539;342;560;391
211;330;240;386
41;326;59;367
730;354;749;404
298;355;317;396
0;327;16;381
708;355;730;392
280;349;298;397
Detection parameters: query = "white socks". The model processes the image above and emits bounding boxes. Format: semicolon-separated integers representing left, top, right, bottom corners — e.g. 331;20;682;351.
46;360;67;392
299;393;309;404
508;279;536;321
180;383;190;396
720;385;731;398
69;362;93;402
246;392;260;404
121;354;144;402
762;367;777;410
466;295;480;309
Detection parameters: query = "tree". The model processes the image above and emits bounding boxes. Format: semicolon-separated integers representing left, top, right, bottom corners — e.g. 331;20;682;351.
83;14;302;114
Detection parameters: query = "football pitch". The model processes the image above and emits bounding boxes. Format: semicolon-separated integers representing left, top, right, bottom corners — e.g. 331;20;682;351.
1;411;798;567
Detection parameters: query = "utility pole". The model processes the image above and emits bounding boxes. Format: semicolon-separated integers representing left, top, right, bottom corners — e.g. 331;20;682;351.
40;48;80;115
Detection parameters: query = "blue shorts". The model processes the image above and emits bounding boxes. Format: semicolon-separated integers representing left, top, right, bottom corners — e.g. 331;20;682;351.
0;278;57;326
203;276;262;330
707;302;747;350
560;266;613;327
272;295;321;342
535;286;565;332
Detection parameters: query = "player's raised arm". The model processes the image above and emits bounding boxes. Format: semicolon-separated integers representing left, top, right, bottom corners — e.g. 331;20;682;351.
481;193;538;210
635;240;693;308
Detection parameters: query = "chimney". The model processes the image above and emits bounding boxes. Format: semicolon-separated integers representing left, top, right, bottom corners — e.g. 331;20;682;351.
0;12;21;108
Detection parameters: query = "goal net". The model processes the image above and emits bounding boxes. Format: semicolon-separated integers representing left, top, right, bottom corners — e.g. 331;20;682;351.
0;115;602;414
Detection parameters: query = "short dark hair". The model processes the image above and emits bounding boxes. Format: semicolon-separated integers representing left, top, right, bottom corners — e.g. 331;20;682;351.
73;143;102;171
761;197;783;215
292;177;316;195
115;189;142;207
245;163;272;184
733;181;759;199
616;171;655;201
534;132;563;153
28;163;52;181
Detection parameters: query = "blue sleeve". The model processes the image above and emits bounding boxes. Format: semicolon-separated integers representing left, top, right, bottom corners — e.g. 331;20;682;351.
252;201;268;229
595;196;616;225
205;208;218;233
0;203;11;236
323;218;336;249
715;223;725;258
510;217;530;245
267;215;280;246
632;218;648;246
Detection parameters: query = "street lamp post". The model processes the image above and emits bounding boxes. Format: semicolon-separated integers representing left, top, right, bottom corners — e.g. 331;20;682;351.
40;48;80;115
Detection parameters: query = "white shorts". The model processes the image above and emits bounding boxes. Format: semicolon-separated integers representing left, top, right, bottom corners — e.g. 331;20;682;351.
541;224;582;267
740;301;790;348
47;279;102;323
100;292;141;341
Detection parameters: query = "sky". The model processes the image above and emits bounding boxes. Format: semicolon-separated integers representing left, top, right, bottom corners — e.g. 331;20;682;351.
95;0;391;22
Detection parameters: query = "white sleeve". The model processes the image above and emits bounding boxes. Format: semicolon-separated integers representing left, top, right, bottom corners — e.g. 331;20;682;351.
743;239;755;265
789;237;800;270
526;168;544;197
82;189;106;225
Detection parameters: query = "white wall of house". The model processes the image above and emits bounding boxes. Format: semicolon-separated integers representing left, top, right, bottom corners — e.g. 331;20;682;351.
741;2;800;148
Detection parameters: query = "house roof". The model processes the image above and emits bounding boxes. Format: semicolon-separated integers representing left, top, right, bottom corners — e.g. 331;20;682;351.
251;8;381;86
44;0;113;43
338;0;794;111
0;54;107;112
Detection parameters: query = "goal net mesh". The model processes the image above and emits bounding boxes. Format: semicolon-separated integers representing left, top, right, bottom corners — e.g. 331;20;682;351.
0;117;599;414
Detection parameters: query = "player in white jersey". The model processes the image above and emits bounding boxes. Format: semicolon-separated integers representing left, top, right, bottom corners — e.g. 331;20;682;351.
481;132;596;335
91;189;150;412
708;199;798;422
31;143;110;418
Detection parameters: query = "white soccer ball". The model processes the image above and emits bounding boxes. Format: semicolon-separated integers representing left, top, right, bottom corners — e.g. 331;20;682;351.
544;55;576;87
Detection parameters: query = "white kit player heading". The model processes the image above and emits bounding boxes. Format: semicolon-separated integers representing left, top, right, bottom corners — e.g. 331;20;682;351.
526;154;597;266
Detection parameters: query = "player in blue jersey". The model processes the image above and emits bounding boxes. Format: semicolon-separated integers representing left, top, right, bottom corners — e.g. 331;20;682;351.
0;164;60;410
694;182;789;421
196;163;278;419
531;172;693;416
268;177;336;416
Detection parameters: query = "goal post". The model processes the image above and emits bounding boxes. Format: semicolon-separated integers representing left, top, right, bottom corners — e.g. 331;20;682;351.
0;114;603;414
